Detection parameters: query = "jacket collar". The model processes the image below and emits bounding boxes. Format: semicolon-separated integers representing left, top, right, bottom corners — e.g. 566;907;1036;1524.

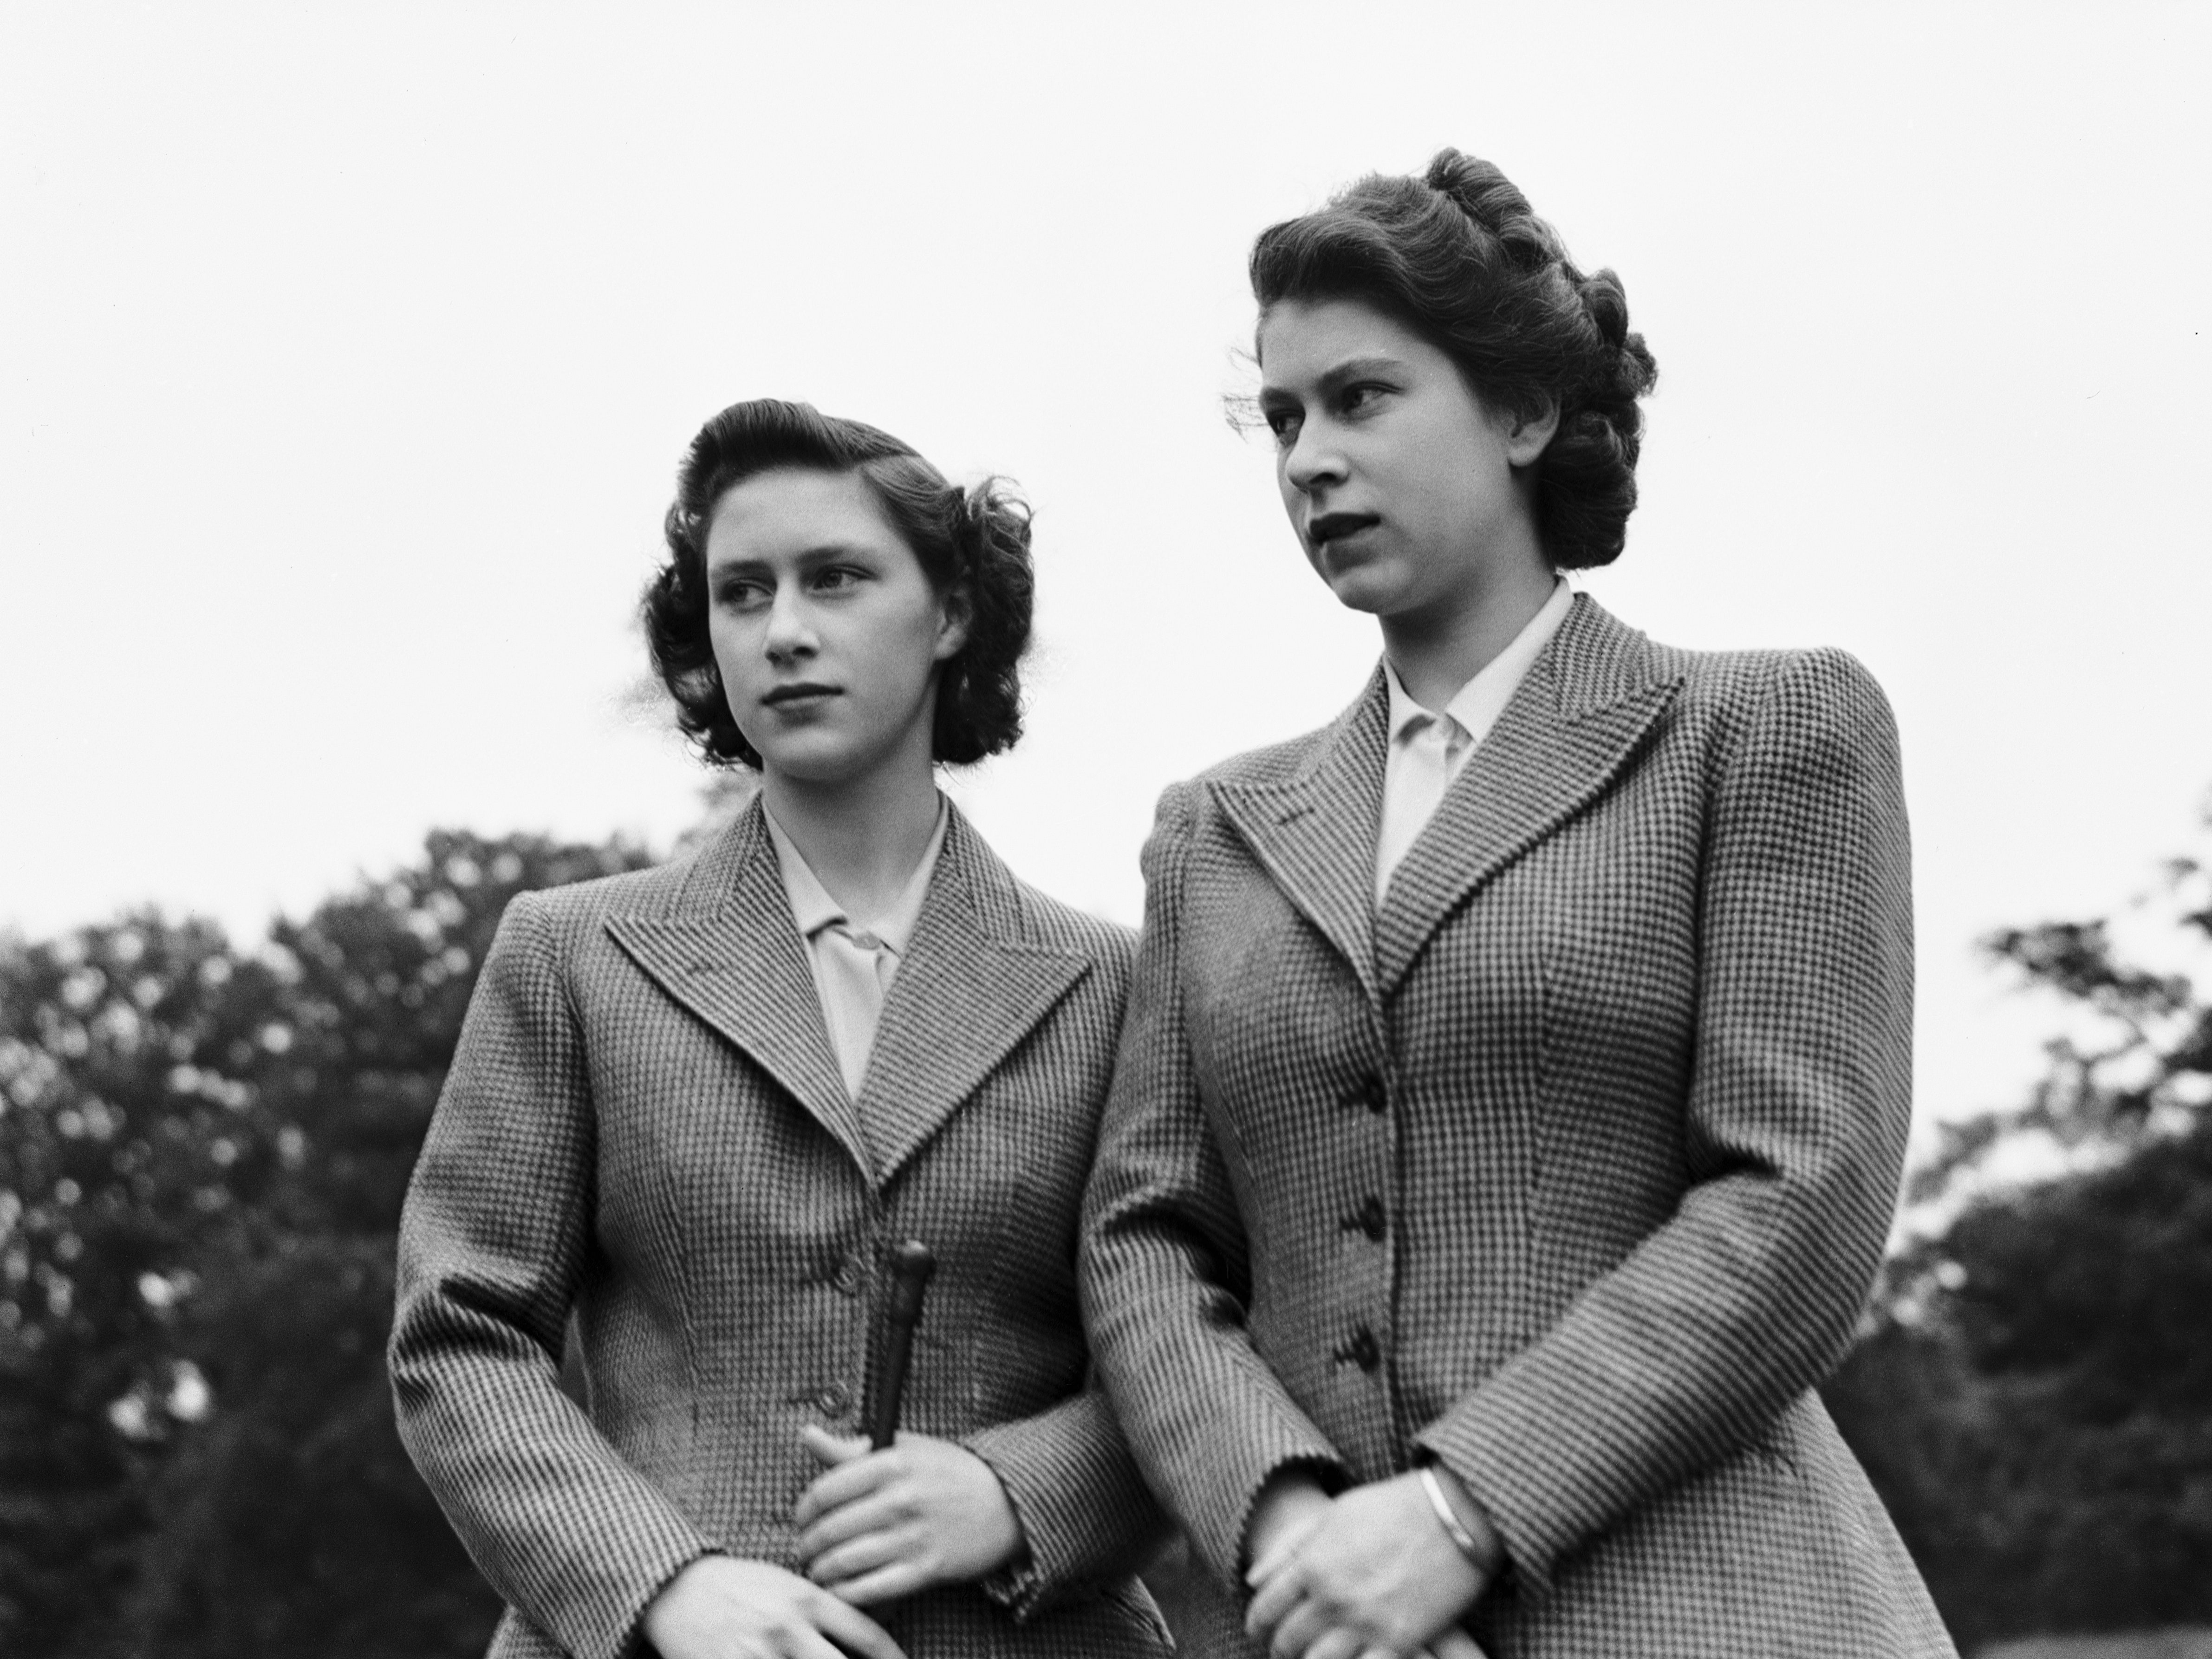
1208;672;1392;1004
857;806;1091;1182
605;797;1090;1185
1210;593;1682;1001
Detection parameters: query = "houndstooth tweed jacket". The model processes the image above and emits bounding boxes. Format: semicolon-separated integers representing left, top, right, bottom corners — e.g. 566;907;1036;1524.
1080;595;1959;1658
391;800;1171;1659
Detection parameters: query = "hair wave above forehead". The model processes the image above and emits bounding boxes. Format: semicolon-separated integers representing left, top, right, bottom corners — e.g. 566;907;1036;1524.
1249;149;1659;571
669;398;924;530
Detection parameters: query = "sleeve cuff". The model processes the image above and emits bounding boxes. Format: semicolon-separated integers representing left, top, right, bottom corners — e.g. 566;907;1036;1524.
1229;1452;1351;1587
1415;1402;1580;1600
960;1412;1161;1621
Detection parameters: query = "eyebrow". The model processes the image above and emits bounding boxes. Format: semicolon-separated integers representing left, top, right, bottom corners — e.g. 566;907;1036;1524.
1258;353;1412;400
707;540;878;573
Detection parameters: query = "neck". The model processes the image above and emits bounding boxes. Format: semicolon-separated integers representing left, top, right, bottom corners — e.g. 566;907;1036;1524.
761;740;943;925
1380;541;1557;711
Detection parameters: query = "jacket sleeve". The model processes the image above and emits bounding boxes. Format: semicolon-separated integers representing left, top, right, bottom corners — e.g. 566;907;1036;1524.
960;1382;1169;1619
389;891;714;1659
1413;648;1917;1598
1080;782;1349;1588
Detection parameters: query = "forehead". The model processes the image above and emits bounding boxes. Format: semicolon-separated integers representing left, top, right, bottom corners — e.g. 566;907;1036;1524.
1256;296;1444;388
703;467;906;566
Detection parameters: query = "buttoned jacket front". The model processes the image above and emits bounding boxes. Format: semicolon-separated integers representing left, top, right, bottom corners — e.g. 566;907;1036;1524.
1081;596;1958;1657
391;801;1170;1659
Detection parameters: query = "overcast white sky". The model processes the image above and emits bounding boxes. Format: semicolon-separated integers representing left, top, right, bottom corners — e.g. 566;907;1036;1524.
4;3;2208;1146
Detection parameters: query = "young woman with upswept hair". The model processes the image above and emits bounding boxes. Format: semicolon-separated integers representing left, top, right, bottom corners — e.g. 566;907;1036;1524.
1081;152;1958;1658
393;400;1171;1659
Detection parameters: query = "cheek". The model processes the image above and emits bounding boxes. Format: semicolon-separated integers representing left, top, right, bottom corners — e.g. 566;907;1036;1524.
706;613;749;680
850;601;948;698
1391;434;1483;536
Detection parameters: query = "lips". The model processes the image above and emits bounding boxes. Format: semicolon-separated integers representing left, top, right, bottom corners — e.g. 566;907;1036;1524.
1307;511;1379;546
761;683;839;708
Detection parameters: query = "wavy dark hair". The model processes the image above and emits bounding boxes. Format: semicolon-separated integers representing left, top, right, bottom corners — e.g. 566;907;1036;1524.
642;398;1033;768
1249;149;1659;570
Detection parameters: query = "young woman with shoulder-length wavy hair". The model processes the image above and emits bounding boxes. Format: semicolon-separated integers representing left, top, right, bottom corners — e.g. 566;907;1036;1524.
643;401;1034;771
394;399;1172;1659
1080;152;1958;1659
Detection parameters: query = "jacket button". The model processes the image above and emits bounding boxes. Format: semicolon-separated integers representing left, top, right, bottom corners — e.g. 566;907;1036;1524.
816;1384;850;1416
1336;1326;1381;1373
1356;1196;1386;1241
1353;1079;1387;1115
830;1257;863;1296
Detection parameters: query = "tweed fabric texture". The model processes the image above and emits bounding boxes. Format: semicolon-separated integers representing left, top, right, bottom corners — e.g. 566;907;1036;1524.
391;800;1171;1659
1080;595;1958;1658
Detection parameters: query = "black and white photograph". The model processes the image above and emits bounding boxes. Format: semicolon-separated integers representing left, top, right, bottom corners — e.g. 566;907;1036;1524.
2;6;2208;1657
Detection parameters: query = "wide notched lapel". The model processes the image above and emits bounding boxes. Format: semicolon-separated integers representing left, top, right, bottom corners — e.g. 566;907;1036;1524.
603;803;875;1176
1209;674;1390;1005
857;809;1090;1185
1374;596;1681;995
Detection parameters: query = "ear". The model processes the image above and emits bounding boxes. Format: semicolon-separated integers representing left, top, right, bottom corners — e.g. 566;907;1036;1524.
1503;400;1560;468
932;585;973;664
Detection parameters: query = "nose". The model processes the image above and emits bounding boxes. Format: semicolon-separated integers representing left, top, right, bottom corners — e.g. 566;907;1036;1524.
761;583;817;663
1281;419;1344;497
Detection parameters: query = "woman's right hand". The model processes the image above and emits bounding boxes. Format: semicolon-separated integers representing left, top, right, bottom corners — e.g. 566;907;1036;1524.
642;1555;907;1659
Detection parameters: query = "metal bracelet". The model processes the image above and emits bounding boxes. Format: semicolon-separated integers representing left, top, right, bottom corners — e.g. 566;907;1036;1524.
1418;1465;1487;1566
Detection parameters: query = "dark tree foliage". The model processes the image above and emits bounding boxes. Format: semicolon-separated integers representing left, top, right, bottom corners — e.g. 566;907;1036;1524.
1827;806;2212;1648
0;830;651;1657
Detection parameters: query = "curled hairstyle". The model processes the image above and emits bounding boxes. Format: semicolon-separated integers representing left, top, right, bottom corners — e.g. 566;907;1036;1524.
1250;149;1659;570
642;398;1033;768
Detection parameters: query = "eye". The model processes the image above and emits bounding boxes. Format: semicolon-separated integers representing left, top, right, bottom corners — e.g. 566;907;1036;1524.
1262;404;1302;446
811;564;870;593
1339;381;1392;416
713;573;770;610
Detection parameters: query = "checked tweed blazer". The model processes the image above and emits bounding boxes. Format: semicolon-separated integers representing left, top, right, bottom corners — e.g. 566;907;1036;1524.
1080;595;1958;1658
391;800;1171;1659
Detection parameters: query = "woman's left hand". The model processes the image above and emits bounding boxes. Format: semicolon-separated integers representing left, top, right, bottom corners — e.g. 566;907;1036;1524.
793;1426;1026;1604
1245;1472;1494;1658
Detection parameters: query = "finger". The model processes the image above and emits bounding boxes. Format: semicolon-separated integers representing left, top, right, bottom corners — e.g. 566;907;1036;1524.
1430;1634;1490;1659
1305;1628;1367;1659
806;1588;909;1659
1268;1596;1336;1659
793;1451;899;1529
1248;1511;1325;1587
818;1556;932;1607
788;1628;856;1659
796;1491;911;1564
805;1522;908;1587
800;1424;873;1467
1247;1564;1307;1635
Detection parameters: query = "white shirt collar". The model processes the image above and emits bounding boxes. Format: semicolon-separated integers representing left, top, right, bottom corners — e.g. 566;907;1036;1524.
1383;579;1574;749
761;796;949;955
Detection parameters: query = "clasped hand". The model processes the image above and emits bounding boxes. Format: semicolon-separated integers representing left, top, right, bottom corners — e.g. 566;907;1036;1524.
1245;1473;1495;1659
639;1427;1022;1659
792;1425;1025;1603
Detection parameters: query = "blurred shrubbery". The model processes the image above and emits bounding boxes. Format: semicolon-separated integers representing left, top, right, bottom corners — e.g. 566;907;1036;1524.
3;802;2208;1655
0;830;650;1655
1826;806;2212;1649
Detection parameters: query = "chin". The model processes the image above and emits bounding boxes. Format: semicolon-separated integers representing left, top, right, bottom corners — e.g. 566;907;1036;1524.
1310;541;1421;617
751;731;864;786
1320;566;1412;617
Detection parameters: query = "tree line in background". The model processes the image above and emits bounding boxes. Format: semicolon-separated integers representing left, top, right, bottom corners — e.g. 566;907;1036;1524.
2;807;2208;1655
1827;811;2212;1641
